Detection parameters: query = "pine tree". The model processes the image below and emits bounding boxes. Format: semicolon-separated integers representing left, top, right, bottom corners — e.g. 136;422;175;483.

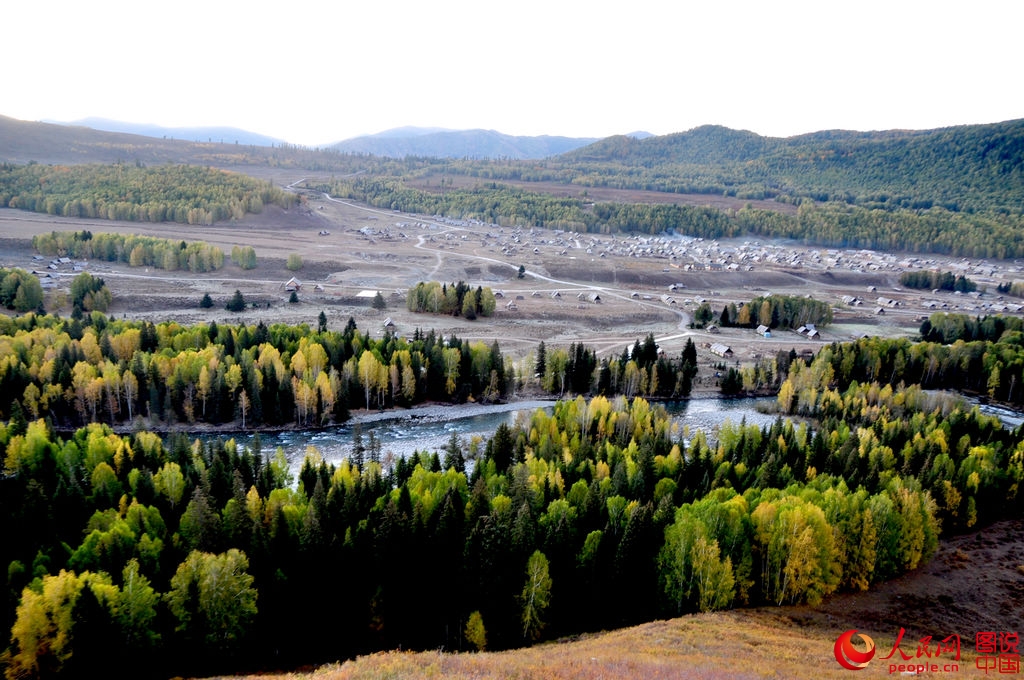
226;290;246;312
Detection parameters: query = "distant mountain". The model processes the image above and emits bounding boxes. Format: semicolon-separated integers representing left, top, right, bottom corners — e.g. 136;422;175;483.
0;115;362;172
331;128;600;159
559;125;777;164
56;118;287;147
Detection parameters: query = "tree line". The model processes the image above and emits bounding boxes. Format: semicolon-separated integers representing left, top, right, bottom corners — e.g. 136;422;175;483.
899;270;977;292
406;281;497;319
0;313;510;431
32;231;225;274
533;336;701;401
794;325;1024;406
315;176;1024;259
0;269;44;313
0;163;296;226
692;294;833;330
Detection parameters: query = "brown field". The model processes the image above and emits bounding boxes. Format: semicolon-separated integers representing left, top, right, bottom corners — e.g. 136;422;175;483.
0;183;961;369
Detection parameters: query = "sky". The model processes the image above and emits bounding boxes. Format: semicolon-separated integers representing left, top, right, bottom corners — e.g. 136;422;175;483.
5;0;1023;147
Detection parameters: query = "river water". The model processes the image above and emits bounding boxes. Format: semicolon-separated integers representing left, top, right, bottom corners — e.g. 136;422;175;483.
214;397;779;478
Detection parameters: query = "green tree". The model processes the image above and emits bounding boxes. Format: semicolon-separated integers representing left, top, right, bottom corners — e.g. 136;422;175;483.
372;291;387;310
289;291;299;304
231;246;257;270
226;290;246;312
70;272;112;312
200;293;213;309
153;461;186;508
518;265;526;279
286;253;303;271
694;302;714;327
165;549;258;651
114;559;160;651
465;610;487;651
519;550;552;641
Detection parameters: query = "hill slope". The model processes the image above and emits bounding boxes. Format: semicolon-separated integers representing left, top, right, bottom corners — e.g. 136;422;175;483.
0;115;364;172
556;119;1024;213
224;519;1023;679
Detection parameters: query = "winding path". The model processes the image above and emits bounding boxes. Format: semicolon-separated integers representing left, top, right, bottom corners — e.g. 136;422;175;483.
320;193;694;344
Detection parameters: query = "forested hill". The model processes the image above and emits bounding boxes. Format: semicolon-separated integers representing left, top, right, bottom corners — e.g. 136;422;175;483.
555;120;1024;214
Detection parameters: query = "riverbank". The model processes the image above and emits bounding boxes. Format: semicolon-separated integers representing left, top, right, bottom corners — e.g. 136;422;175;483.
345;399;556;427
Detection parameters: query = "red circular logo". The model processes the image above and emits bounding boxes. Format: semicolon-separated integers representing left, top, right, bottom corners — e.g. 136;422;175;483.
834;629;876;670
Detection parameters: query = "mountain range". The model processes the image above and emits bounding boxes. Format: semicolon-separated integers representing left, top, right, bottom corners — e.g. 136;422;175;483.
331;127;617;159
34;118;654;160
49;118;288;148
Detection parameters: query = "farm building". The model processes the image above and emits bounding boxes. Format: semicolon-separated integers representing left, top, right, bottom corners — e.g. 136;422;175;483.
756;325;772;337
284;277;302;292
710;343;733;358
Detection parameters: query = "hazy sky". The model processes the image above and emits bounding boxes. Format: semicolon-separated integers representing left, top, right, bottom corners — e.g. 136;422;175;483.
6;0;1022;146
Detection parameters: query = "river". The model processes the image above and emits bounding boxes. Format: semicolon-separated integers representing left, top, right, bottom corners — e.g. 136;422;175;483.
212;397;779;478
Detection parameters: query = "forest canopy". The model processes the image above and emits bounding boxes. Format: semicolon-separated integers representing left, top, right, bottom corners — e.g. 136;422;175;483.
32;231;225;273
0;163;296;225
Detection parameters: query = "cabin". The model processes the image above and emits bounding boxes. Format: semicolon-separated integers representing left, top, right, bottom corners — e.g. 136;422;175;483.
710;343;733;358
589;293;601;303
284;277;302;292
756;324;772;337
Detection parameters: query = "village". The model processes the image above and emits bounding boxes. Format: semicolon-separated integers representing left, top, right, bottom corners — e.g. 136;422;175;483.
5;192;1024;388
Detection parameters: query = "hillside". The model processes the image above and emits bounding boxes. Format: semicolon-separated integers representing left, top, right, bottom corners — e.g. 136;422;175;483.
331;128;599;159
222;519;1024;680
555;119;1024;214
0;115;363;172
